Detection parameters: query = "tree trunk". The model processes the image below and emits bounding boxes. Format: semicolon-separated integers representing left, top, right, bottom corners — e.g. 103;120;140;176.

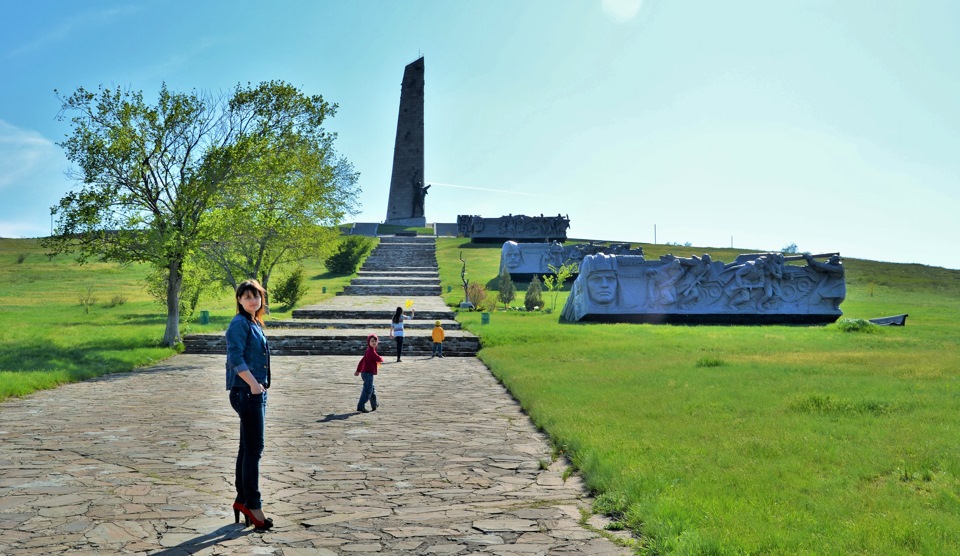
162;258;183;347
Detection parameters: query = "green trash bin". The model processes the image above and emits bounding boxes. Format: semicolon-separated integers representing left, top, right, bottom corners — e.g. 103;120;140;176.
481;312;490;325
200;310;210;325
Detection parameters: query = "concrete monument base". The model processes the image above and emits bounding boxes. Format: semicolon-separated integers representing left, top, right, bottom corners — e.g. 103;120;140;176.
577;313;841;325
385;217;426;227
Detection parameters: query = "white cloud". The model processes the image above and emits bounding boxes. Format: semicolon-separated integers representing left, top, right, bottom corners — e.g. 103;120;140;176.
0;120;61;190
601;0;643;22
0;120;71;238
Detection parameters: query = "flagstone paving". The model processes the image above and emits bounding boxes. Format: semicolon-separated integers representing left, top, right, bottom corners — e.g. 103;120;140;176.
0;353;634;555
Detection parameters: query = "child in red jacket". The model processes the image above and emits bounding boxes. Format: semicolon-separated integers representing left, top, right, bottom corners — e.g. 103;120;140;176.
355;334;384;413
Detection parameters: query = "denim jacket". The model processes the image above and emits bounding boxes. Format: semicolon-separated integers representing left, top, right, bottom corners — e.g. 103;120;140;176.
225;313;271;390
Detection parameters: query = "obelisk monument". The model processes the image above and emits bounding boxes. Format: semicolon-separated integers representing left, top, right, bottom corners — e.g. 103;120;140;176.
385;57;427;226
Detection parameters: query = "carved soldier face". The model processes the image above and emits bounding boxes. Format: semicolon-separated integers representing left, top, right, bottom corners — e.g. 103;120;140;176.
502;243;523;269
587;270;618;304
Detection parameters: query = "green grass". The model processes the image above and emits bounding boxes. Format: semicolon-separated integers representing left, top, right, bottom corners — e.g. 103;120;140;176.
5;235;960;553
0;238;353;398
447;239;960;555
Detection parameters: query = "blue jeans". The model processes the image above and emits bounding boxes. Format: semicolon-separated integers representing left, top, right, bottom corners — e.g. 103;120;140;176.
230;387;267;510
358;372;377;409
432;342;443;357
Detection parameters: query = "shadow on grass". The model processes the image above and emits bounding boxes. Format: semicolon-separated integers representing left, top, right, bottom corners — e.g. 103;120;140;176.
0;336;169;374
115;313;170;325
311;271;353;281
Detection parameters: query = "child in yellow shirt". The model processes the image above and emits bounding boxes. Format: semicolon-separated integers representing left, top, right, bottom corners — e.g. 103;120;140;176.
431;320;445;358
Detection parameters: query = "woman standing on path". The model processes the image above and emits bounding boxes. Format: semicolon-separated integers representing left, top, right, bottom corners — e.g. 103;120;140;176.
390;306;414;362
225;279;273;530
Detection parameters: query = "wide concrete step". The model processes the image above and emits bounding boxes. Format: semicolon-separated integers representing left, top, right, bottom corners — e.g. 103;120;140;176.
362;261;439;268
351;278;440;285
267;318;461;330
358;271;439;278
183;329;480;356
293;308;455;321
378;236;436;244
360;263;437;272
340;285;442;296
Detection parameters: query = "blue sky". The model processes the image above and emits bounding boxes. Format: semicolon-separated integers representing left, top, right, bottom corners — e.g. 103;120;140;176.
2;0;958;269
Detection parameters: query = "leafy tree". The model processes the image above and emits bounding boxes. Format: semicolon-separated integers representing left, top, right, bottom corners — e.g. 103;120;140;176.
524;274;544;311
43;81;344;346
498;269;516;308
782;242;799;254
200;88;359;290
543;262;578;311
143;257;214;321
272;266;306;309
324;235;375;274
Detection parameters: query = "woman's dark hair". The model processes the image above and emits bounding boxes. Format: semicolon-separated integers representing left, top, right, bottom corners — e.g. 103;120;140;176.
392;306;403;324
236;279;268;326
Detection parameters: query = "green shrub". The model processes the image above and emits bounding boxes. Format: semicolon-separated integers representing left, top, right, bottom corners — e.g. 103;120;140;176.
16;253;28;264
836;318;878;333
498;269;516;308
273;266;306;308
695;357;724;367
78;284;97;313
525;274;544;311
104;295;127;308
324;236;374;274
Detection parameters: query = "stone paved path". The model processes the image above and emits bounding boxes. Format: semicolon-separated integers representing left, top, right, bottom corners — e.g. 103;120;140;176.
0;353;633;555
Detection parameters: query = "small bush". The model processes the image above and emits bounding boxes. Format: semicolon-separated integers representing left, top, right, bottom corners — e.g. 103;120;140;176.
273;266;306;309
525;274;544;311
324;236;374;274
836;318;878;333
16;253;28;264
467;282;488;308
695;357;725;368
78;284;97;314
104;295;127;308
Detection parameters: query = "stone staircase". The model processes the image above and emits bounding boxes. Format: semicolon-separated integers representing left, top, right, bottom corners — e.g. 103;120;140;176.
183;236;481;357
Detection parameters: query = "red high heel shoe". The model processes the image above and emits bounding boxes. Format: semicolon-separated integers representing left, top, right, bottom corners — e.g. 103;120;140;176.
233;501;273;530
232;501;249;525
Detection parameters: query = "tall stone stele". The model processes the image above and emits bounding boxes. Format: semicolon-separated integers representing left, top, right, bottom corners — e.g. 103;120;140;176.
385;57;428;227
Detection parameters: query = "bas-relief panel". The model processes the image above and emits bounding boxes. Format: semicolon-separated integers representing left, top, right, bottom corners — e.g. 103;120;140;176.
499;241;645;276
561;252;846;324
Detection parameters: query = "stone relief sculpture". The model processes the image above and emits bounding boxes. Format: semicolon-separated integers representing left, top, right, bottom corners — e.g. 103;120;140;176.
498;241;645;277
561;252;845;325
457;214;571;242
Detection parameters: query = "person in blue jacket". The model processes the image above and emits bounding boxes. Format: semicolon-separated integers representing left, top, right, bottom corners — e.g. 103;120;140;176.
225;279;273;530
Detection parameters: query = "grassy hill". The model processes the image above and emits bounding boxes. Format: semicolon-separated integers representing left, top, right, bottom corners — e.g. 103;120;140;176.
438;238;960;554
4;236;960;554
